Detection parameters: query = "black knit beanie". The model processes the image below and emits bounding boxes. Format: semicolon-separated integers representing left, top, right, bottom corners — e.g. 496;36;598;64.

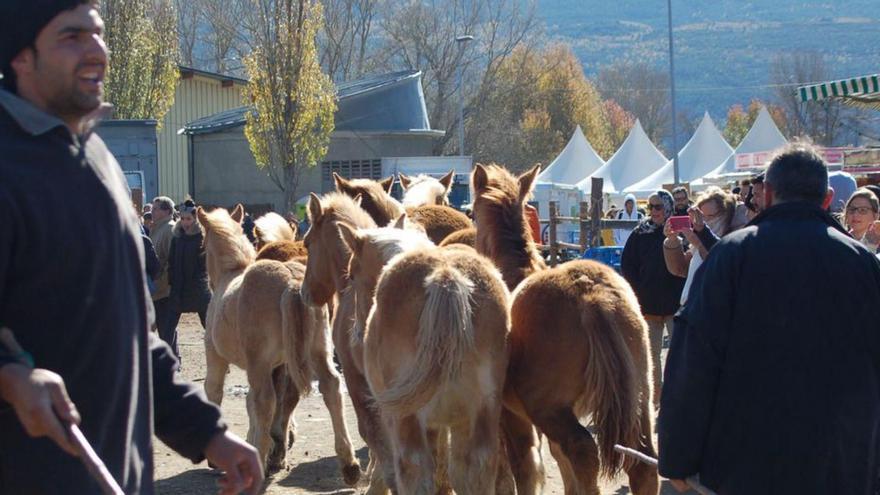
0;0;94;92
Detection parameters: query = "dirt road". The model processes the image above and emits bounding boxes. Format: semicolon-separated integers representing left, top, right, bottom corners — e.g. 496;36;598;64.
154;314;683;494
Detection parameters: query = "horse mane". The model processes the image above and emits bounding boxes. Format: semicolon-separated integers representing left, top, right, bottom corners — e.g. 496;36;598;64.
402;175;448;208
359;227;435;265
473;164;545;288
318;192;377;231
254;212;296;245
202;208;256;273
337;178;405;226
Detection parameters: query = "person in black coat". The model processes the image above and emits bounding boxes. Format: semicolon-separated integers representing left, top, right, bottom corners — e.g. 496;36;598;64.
621;189;686;404
659;144;880;495
166;200;212;364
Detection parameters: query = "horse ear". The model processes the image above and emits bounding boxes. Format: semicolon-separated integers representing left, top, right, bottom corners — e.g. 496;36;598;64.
472;163;489;193
379;176;395;194
352;193;363;207
333;172;350;193
337;223;362;254
518;164;541;201
392;213;408;230
196;207;209;228
438;170;455;192
308;192;323;221
398;173;412;191
231;204;245;223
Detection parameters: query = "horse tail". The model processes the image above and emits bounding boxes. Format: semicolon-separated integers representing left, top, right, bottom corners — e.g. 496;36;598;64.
254;212;297;246
376;263;475;417
581;292;642;478
281;286;319;396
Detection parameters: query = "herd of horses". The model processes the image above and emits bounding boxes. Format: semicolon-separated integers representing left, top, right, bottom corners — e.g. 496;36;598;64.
194;164;659;495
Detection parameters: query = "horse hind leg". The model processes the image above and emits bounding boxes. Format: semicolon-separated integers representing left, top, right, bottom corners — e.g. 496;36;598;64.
549;440;579;495
427;428;452;495
624;394;659;495
245;368;278;473
267;366;300;472
532;407;601;495
450;405;501;495
311;316;360;486
203;335;229;407
390;415;435;495
501;407;545;495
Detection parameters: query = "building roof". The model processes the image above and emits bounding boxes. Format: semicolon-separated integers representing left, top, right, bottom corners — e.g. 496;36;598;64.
180;70;432;135
178;65;248;85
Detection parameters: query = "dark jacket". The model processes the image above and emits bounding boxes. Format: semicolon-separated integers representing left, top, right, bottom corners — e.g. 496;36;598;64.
659;202;880;495
168;224;211;313
621;224;686;315
0;90;225;494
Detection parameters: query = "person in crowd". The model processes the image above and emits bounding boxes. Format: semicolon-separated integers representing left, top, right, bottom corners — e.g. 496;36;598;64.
671;186;691;216
745;173;765;220
731;185;741;197
662;187;736;305
0;1;261;493
843;188;880;253
605;203;619;219
142;225;160;298
150;196;177;352
614;193;644;246
621;189;685;404
166;200;212;366
659;143;880;495
142;211;153;235
242;212;257;245
828;171;858;214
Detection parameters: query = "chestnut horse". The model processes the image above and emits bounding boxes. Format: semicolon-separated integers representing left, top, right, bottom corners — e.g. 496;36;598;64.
198;205;359;483
339;221;510;494
300;192;397;494
399;170;455;207
332;173;472;244
472;164;659;495
252;212;308;263
439;227;476;248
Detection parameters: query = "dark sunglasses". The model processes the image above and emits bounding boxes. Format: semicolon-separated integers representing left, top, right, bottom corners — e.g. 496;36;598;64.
648;203;665;211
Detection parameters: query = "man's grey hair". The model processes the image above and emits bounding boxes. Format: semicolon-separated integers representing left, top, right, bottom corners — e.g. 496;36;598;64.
152;196;175;213
765;143;828;206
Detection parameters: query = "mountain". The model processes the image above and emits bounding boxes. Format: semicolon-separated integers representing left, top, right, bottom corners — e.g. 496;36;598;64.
539;0;880;129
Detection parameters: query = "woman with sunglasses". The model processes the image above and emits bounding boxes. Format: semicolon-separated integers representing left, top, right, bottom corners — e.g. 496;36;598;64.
621;189;686;405
843;188;880;253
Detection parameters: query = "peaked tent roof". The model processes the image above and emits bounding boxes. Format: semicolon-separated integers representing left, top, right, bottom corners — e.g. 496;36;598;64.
624;113;733;195
705;106;787;178
577;120;668;194
536;126;605;186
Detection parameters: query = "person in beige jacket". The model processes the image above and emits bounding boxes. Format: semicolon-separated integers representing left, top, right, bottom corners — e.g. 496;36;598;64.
149;196;178;360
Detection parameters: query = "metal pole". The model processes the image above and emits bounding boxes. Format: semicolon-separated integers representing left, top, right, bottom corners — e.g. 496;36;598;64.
458;63;465;156
667;0;680;185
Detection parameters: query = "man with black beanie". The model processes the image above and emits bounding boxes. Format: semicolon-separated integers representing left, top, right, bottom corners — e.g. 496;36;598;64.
0;2;262;494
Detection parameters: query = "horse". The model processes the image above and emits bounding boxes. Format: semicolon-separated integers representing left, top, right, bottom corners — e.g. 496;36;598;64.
338;219;510;494
251;212;308;263
439;227;476;248
197;205;359;484
332;172;473;244
300;192;397;494
399;170;455;207
472;164;659;495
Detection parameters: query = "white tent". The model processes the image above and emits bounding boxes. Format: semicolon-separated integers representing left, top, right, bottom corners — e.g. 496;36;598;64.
703;106;787;178
577;120;668;195
624;113;733;196
536;125;605;186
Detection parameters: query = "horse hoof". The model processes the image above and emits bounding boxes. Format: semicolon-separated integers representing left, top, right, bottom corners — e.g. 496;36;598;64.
342;463;361;486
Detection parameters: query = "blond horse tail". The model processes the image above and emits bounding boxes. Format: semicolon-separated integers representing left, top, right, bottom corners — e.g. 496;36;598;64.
255;212;296;246
376;264;475;417
580;294;641;478
281;286;319;396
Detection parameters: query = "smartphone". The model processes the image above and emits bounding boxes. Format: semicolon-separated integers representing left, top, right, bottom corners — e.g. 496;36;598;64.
668;216;692;232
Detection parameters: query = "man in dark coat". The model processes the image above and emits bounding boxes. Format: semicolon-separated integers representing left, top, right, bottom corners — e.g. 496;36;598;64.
659;144;880;495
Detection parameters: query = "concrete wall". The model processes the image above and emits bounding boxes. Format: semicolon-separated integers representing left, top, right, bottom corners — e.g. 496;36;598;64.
192;127;438;211
97;120;159;201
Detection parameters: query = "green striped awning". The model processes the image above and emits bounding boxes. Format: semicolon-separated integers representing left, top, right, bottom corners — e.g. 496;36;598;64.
797;74;880;110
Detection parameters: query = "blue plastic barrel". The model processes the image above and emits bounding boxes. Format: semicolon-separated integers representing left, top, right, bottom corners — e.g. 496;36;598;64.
581;246;623;273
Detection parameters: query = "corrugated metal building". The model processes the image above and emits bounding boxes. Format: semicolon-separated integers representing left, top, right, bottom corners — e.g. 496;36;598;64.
157;66;246;201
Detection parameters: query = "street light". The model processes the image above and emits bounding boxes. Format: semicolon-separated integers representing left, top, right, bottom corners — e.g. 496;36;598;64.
455;34;474;156
666;0;680;184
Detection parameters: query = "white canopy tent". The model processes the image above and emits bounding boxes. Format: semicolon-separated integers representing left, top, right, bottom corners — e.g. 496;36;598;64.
702;106;787;179
577;119;668;195
536;125;606;186
624;113;733;197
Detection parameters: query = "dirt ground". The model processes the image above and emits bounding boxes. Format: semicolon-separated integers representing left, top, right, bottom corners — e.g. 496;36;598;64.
154;314;685;494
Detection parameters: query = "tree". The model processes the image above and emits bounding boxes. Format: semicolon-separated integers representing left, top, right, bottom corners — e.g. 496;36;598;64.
771;52;842;146
101;0;179;122
242;0;337;213
596;61;670;146
318;0;377;81
201;0;249;74
175;0;199;67
723;100;788;147
377;0;539;155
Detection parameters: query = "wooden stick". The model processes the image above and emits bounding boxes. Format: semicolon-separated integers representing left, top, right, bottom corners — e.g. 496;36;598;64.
614;445;718;495
0;328;124;495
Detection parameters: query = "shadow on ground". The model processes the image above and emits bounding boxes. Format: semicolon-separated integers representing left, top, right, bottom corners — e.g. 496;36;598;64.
155;468;220;494
274;446;370;492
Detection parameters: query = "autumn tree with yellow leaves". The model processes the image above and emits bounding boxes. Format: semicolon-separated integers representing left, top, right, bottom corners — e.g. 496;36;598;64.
101;0;178;123
242;0;337;212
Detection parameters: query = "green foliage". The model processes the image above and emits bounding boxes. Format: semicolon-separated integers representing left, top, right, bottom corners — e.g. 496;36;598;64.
723;99;788;147
243;0;336;211
101;0;179;124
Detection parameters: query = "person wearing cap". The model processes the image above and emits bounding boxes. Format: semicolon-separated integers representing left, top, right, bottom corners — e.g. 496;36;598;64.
0;2;262;494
